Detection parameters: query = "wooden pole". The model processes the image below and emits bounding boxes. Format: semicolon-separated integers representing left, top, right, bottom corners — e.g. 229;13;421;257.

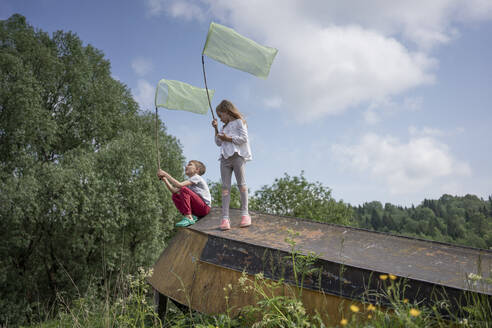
155;106;161;171
202;55;216;121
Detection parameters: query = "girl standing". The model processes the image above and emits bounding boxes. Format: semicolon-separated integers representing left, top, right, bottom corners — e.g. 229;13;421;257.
212;100;252;230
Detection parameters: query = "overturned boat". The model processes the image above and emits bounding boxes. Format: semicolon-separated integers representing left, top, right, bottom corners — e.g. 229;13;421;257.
148;208;492;324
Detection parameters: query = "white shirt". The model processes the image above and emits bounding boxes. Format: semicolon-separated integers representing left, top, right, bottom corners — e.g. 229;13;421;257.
215;119;252;161
188;174;211;206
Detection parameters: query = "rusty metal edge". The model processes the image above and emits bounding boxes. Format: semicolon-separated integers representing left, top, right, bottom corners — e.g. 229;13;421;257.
189;226;491;296
241;209;492;253
199;233;492;314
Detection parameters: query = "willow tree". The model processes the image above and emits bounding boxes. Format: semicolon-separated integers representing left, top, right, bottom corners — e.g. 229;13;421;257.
0;14;183;325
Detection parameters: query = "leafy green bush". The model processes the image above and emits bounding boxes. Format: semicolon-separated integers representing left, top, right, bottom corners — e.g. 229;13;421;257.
28;267;161;328
0;14;184;326
250;172;353;225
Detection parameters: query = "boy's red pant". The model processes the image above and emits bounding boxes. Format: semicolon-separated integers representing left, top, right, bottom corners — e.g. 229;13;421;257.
172;187;210;217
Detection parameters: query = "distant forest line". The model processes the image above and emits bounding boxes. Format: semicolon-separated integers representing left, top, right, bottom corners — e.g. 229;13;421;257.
350;194;492;249
211;175;492;250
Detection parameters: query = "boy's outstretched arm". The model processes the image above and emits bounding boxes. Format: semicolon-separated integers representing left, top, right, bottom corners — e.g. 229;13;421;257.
157;169;192;188
161;177;179;194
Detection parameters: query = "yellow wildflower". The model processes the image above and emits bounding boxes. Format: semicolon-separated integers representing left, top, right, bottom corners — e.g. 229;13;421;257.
409;308;421;317
368;314;372;319
340;318;348;326
403;298;409;304
350;304;360;312
379;274;388;281
367;304;376;311
389;274;397;280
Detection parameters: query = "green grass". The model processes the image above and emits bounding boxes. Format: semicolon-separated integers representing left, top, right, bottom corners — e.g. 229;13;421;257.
25;268;162;328
24;232;492;328
24;268;491;328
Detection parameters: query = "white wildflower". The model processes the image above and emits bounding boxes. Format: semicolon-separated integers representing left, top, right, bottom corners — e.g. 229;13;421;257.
468;273;482;281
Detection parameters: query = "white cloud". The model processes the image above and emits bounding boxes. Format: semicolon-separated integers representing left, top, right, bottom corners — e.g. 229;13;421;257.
263;0;492;49
131;57;153;77
402;96;423;111
409;126;445;137
273;25;435;122
263;96;283;109
146;0;165;16
370;96;423;113
133;79;155;111
146;0;206;20
364;96;424;124
169;1;206;21
332;132;471;194
363;110;380;125
408;125;466;137
145;0;492;121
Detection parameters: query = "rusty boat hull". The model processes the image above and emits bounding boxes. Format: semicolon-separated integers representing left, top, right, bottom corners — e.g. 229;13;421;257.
148;208;492;323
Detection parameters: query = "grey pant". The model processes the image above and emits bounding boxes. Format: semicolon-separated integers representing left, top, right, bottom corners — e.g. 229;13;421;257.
220;153;248;218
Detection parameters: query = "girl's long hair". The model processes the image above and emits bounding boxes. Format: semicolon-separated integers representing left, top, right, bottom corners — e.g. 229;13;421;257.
216;100;246;125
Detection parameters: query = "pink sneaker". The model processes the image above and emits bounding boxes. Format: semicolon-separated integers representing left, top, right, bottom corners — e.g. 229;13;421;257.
220;218;231;231
240;215;251;228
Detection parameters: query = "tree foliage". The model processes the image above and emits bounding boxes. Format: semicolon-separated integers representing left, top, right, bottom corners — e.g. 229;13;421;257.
0;14;184;325
352;194;492;249
250;172;353;225
208;180;241;209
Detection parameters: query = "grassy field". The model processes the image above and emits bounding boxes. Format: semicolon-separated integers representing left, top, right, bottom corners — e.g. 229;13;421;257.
26;238;492;328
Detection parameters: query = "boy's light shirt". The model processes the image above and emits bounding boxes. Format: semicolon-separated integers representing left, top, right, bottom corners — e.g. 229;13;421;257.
188;174;211;206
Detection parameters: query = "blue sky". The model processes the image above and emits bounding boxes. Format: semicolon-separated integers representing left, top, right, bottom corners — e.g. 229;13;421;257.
2;0;491;206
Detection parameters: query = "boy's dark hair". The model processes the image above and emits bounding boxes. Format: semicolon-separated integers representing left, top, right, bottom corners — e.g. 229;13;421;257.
190;160;206;175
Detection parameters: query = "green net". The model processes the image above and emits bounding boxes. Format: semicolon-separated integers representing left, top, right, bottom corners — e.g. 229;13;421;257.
203;22;278;79
155;79;214;115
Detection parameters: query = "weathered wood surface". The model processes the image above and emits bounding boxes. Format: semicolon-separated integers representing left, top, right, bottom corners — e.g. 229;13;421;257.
148;207;492;323
148;228;353;323
191;208;492;295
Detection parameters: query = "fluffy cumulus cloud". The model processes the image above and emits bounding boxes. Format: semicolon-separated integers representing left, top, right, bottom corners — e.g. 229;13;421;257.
409;126;445;137
332;133;471;194
263;95;283;109
145;0;492;121
408;125;466;137
274;25;434;121
133;79;155;111
147;0;206;20
364;96;423;124
285;0;492;50
131;57;153;77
